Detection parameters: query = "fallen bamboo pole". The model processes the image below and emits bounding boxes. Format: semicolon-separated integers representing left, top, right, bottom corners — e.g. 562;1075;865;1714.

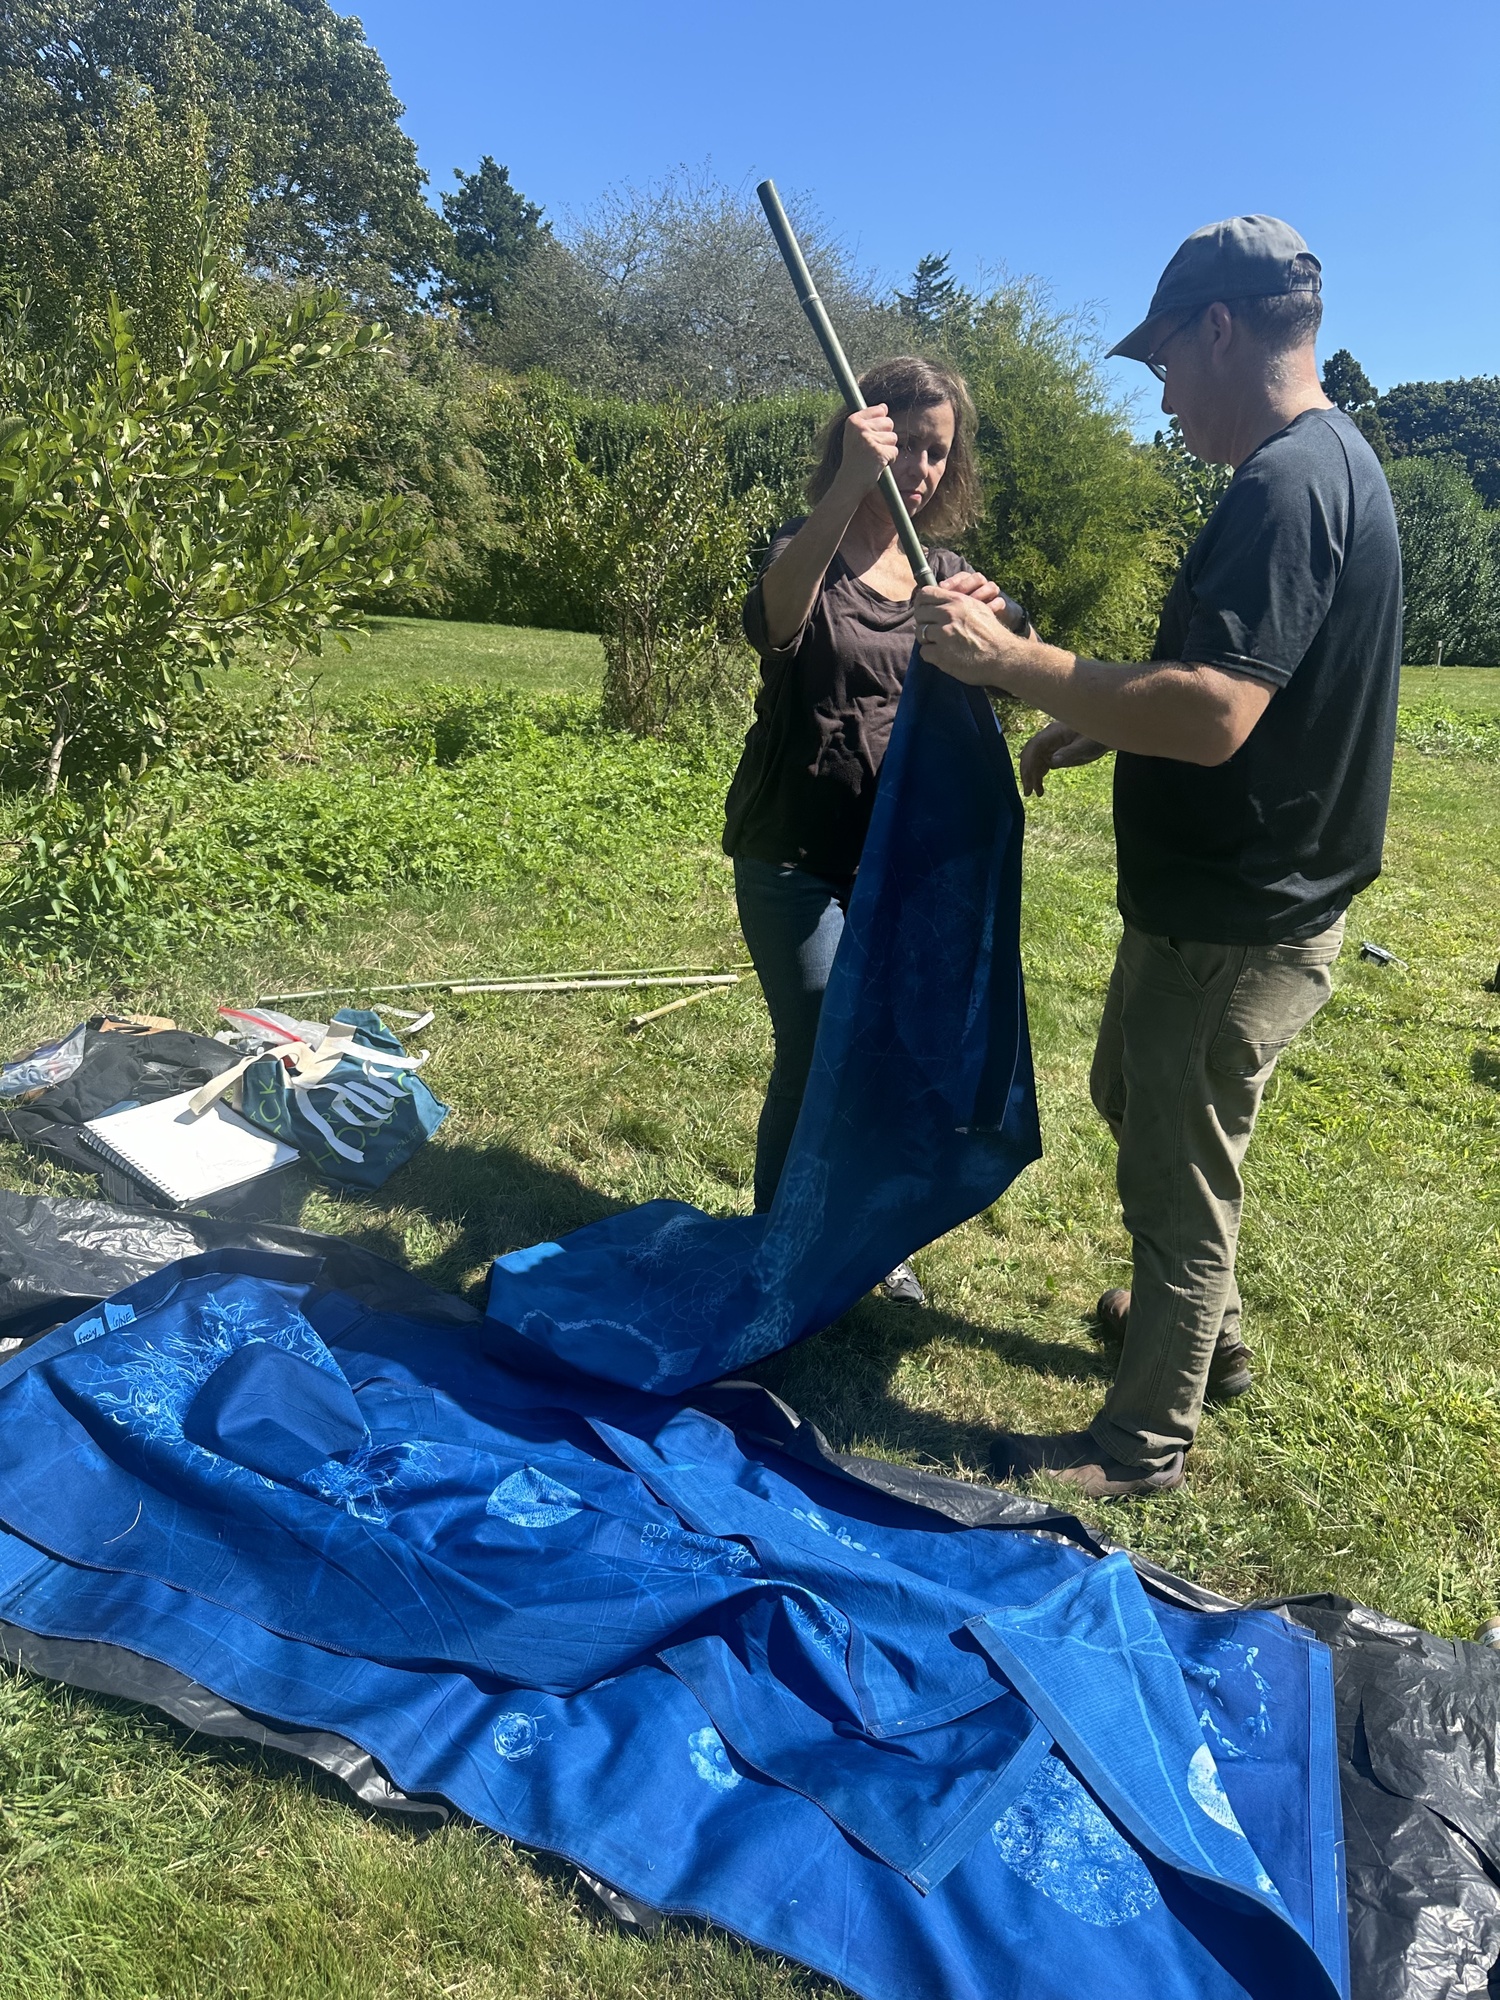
625;985;733;1033
257;965;751;1006
450;974;741;996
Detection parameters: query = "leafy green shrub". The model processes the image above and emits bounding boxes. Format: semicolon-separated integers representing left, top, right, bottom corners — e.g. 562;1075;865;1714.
483;384;827;629
945;285;1178;658
316;315;505;622
719;395;829;526
169;670;313;779
491;393;767;734
0;258;423;798
1388;457;1500;666
0;783;183;965
323;682;586;766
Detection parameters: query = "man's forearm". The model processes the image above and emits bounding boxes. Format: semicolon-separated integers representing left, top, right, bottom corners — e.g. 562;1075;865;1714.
987;640;1258;765
912;586;1274;766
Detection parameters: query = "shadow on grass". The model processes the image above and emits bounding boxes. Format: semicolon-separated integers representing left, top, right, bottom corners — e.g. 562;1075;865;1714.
1471;1046;1500;1091
316;1138;627;1301
751;1295;1110;1473
328;1139;1104;1474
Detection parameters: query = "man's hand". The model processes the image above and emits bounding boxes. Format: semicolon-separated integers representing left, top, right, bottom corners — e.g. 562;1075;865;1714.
914;582;1033;686
1019;721;1109;797
935;569;1029;634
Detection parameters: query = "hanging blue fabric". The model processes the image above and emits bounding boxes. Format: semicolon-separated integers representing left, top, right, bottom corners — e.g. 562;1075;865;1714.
484;656;1043;1393
0;1256;1347;2000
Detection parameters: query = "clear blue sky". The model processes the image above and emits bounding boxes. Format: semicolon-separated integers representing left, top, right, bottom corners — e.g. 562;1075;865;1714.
349;0;1497;424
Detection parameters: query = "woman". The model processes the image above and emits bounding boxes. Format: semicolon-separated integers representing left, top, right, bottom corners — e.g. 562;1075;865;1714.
724;356;1026;1302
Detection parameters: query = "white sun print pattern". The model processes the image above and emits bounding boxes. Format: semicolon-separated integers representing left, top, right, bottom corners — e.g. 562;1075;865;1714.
787;1505;874;1556
639;1521;756;1574
1187;1744;1244;1834
688;1725;742;1792
785;1594;851;1662
1186;1745;1279;1896
991;1758;1159;1927
486;1467;583;1527
492;1710;549;1762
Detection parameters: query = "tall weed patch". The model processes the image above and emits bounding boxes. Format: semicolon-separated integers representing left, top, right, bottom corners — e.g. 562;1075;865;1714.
0;682;738;972
1396;697;1500;757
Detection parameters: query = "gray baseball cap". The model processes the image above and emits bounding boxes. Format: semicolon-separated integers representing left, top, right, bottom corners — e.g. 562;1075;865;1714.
1108;216;1322;364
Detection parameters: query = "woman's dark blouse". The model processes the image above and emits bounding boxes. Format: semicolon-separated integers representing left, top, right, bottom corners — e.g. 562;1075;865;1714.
722;520;969;881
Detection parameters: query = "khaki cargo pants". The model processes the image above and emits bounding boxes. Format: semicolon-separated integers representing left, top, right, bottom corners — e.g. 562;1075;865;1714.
1087;916;1345;1472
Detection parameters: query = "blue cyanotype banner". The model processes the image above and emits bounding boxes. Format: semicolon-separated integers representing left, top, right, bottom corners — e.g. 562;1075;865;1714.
484;655;1043;1393
0;1255;1347;2000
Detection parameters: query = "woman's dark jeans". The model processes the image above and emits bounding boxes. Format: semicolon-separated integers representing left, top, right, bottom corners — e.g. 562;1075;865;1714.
733;856;853;1212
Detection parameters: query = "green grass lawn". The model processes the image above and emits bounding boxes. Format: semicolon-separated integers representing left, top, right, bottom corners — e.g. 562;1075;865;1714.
310;615;605;694
0;626;1497;1996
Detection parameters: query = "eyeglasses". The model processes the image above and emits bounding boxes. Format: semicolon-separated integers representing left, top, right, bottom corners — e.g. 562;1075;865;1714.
1145;307;1207;383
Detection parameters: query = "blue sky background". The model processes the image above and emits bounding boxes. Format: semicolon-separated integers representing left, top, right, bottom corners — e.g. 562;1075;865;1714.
349;0;1497;426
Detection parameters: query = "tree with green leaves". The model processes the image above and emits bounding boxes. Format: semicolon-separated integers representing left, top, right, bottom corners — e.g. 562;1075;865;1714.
1320;348;1387;458
0;252;422;801
0;0;440;309
1379;375;1500;508
439;157;548;324
945;283;1178;659
486;168;891;402
1387;456;1500;665
0;73;250;372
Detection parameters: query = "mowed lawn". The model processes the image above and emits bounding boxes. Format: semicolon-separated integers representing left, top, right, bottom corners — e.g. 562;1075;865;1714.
0;625;1496;1997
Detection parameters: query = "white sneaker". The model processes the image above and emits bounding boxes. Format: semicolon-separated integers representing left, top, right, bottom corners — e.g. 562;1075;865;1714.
878;1262;925;1306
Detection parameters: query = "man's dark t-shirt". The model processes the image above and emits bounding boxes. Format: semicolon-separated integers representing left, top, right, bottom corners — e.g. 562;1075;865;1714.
1114;407;1402;944
723;521;969;881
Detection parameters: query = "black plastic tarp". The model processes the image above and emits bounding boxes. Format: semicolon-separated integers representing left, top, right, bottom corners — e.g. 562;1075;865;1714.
0;1027;312;1220
0;1190;1495;2000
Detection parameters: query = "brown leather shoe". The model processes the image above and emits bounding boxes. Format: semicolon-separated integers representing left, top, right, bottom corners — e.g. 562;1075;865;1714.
1094;1287;1131;1341
990;1428;1185;1499
1092;1288;1253;1402
1208;1341;1253;1401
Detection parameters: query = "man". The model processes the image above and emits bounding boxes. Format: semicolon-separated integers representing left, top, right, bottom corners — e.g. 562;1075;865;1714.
913;216;1402;1498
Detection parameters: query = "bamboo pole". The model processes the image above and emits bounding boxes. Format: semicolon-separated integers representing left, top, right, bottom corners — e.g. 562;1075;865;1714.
449;974;741;997
625;985;732;1033
756;179;935;589
257;966;750;1006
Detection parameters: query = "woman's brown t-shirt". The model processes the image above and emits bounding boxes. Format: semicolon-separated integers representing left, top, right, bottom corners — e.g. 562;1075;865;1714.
722;520;970;881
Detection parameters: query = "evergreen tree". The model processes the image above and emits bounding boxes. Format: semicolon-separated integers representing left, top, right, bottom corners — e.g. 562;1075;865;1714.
1320;348;1388;458
439;156;547;321
897;252;968;330
1322;348;1377;412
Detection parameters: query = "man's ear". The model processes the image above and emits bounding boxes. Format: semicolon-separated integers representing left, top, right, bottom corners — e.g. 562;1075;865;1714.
1203;301;1236;359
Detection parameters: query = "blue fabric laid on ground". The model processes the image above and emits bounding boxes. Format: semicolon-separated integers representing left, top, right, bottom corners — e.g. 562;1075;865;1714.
0;1252;1347;1999
483;656;1043;1393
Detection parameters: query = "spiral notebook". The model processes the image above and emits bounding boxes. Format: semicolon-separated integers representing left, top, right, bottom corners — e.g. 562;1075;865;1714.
81;1089;299;1207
